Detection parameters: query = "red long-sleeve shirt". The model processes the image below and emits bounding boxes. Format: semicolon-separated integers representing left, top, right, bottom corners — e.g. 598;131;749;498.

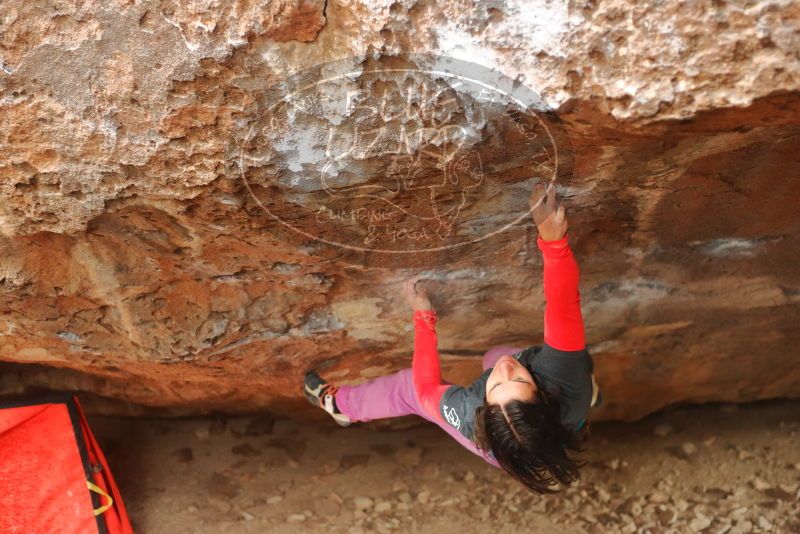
412;233;585;422
412;309;449;425
539;233;585;351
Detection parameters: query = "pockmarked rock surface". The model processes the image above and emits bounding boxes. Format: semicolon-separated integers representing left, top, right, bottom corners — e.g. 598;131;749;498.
1;1;799;421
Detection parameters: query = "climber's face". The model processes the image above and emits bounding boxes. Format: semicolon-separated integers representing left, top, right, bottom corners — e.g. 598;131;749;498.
485;355;537;405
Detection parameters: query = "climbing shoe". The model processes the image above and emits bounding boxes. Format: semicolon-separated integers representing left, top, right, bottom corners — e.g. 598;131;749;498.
303;371;352;427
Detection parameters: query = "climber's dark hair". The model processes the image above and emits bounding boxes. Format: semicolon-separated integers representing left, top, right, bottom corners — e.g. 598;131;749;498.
473;374;588;495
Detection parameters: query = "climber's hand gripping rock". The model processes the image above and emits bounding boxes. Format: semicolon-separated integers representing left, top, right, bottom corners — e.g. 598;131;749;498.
404;275;434;312
530;181;568;241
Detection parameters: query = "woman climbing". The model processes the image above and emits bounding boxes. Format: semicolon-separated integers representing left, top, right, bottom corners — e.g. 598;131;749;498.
303;181;601;494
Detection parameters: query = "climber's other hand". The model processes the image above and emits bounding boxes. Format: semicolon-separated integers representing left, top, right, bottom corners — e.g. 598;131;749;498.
404;275;433;312
530;181;568;241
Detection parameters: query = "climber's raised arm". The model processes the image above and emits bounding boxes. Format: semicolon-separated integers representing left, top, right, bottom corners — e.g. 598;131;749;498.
403;276;449;423
531;182;586;352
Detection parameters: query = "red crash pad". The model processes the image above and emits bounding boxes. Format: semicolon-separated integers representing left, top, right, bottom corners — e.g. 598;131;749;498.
0;395;134;534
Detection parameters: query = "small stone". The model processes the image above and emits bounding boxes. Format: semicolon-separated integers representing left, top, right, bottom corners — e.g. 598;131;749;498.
750;478;770;491
649;491;669;504
653;424;673;437
730;519;753;534
417;490;430;504
287;513;306;523
596;487;611;503
657;508;676;525
186;505;198;512
689;513;712;531
464;470;475;482
354;496;373;511
397;491;412;503
266;495;283;505
374;501;392;513
682;442;697;456
731;506;749;517
757;516;773;531
240;511;255;521
391;480;409;492
605;458;621;470
194;427;210;441
674;498;689;512
737;448;754;460
702;435;716;447
288;459;299;468
328;492;344;504
730;488;747;501
616;497;641;516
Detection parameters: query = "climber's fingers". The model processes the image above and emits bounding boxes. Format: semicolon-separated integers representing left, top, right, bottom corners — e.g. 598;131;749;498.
404;274;427;298
530;182;547;209
403;277;417;297
554;204;566;224
532;181;563;227
546;181;557;208
531;182;551;226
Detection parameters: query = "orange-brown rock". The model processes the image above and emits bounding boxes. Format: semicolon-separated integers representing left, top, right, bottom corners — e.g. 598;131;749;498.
1;0;799;424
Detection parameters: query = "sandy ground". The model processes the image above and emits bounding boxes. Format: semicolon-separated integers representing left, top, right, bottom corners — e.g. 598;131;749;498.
90;398;800;534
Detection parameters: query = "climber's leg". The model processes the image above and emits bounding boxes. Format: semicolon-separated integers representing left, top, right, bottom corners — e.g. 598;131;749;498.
334;368;439;424
482;345;526;372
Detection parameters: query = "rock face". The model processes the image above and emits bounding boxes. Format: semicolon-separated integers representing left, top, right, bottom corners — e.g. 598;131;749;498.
1;0;799;421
